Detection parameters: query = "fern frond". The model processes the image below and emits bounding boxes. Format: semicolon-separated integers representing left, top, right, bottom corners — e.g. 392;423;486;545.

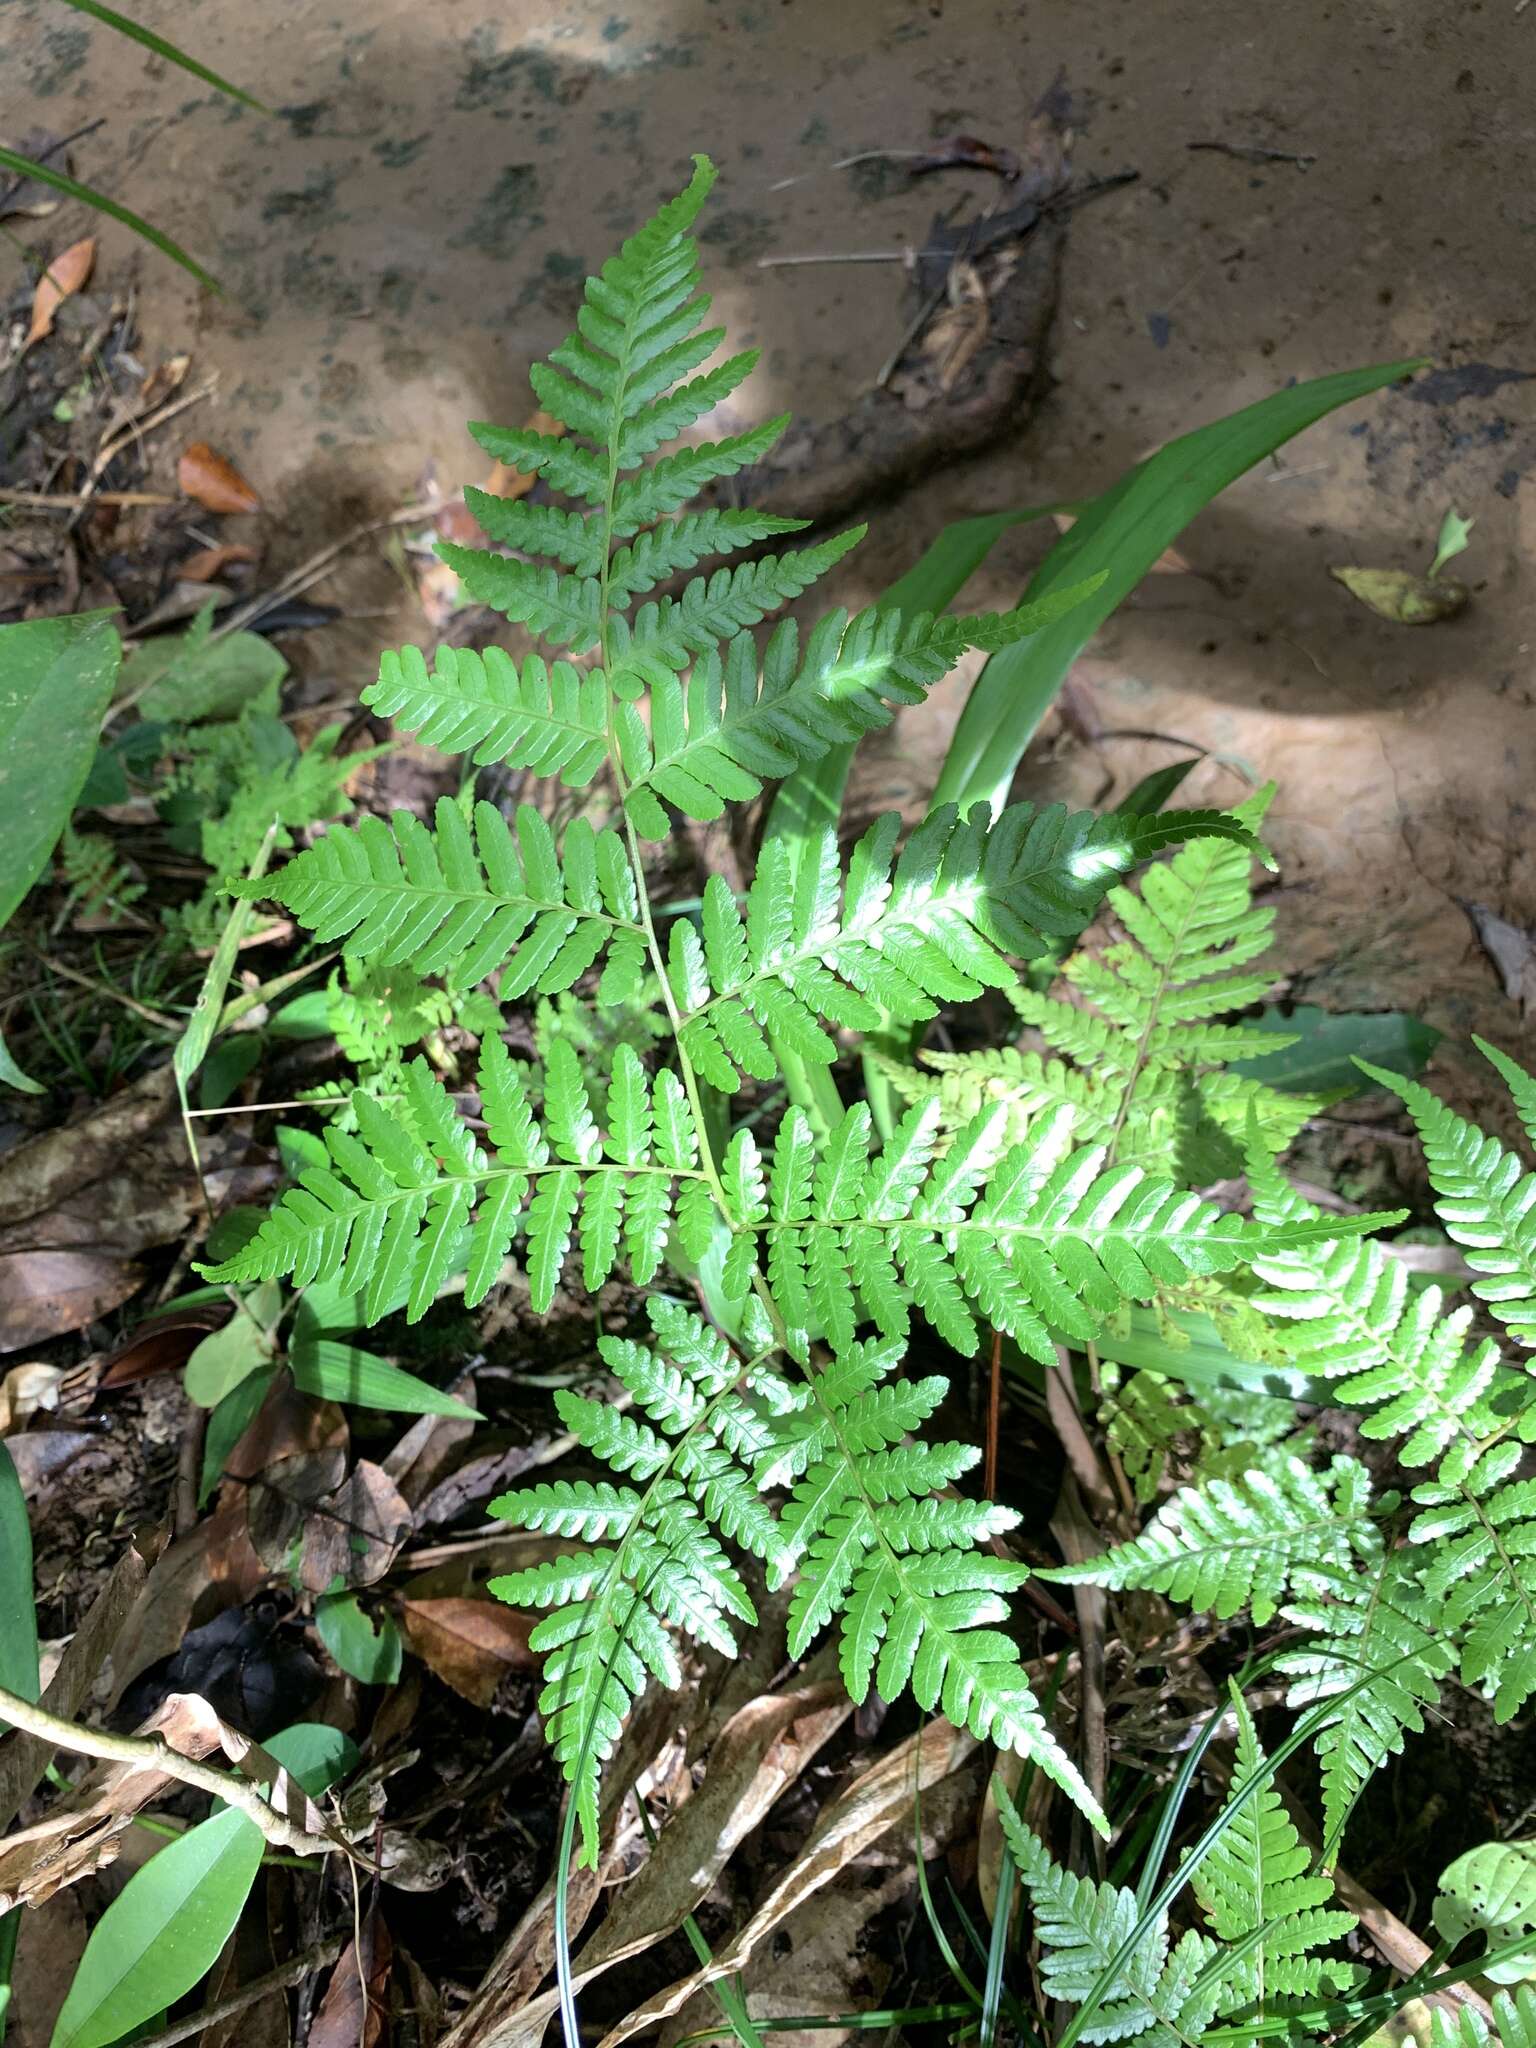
197;1037;714;1315
1428;1988;1536;2048
1368;1047;1536;1350
1277;1549;1454;1855
243;796;648;1000
666;801;1265;1091
996;1782;1220;2043
364;644;610;782
756;1336;1104;1828
487;1295;789;1862
1044;1456;1381;1622
1190;1690;1358;2020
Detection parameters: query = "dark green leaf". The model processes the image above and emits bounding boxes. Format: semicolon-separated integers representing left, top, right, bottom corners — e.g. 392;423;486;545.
288;1337;481;1419
1231;1004;1441;1096
315;1593;404;1685
0;1443;39;1725
199;1366;277;1506
0;614;121;932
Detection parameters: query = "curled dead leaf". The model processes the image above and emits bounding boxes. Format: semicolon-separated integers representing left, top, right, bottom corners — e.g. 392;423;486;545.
98;1304;229;1388
397;1597;536;1706
1330;564;1470;624
0;1361;64;1433
311;1905;392;2048
178;441;262;515
27;237;95;346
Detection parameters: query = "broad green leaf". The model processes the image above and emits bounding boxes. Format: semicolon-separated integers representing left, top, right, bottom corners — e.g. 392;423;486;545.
49;1723;354;2048
1230;1004;1440;1096
0;1443;39;1724
0;1027;43;1097
932;361;1425;816
1433;1839;1536;1984
0;151;217;292
1072;1306;1327;1403
183;1311;274;1408
122;626;287;725
0;614;121;932
315;1592;404;1684
199;1365;277;1506
288;1336;481;1419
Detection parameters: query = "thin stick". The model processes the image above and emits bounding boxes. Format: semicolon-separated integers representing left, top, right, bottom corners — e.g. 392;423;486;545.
31;949;179;1031
0;1683;341;1857
126;1939;344;2048
185;1091;404;1118
90;378;216;483
0;487;176;510
210;499;438;641
767;148;927;193
758;248;946;269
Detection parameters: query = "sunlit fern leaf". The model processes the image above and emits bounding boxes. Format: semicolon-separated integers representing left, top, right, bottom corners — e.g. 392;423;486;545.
487;1296;794;1865
994;1781;1221;2042
613;585;1106;839
363;644;610;782
1277;1549;1454;1857
241;796;648;1000
1188;1689;1359;2023
198;1038;714;1314
1366;1046;1536;1350
1429;1988;1536;2048
666;801;1267;1092
1043;1455;1381;1622
755;1336;1105;1829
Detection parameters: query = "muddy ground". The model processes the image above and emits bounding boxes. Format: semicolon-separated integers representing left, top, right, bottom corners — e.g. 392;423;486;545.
3;0;1535;1099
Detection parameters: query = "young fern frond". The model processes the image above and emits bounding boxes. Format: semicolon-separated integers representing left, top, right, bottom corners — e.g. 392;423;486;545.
908;786;1319;1182
1043;1455;1382;1622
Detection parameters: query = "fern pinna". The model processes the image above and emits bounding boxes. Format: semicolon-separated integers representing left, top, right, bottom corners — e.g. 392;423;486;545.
208;156;1389;1877
1058;1039;1536;1855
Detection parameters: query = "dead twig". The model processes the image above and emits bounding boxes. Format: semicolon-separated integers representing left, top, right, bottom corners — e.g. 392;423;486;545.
1188;140;1317;170
0;1683;343;1858
0;487;177;509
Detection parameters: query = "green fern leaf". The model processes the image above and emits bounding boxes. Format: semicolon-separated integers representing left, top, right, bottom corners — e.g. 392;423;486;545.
363;644;610;783
1427;1988;1536;2048
1188;1690;1358;2015
1277;1550;1454;1855
1366;1047;1536;1350
244;796;647;999
1043;1455;1381;1622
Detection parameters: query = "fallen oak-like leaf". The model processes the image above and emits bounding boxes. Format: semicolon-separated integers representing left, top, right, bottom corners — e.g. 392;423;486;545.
26;236;95;345
397;1596;536;1706
178;441;261;515
1330;564;1469;624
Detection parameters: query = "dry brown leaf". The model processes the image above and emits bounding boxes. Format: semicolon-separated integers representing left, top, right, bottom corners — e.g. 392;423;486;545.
27;237;95;346
180;542;259;584
599;1718;979;2048
0;1249;144;1356
9;1884;87;2048
98;1305;229;1389
397;1597;536;1706
137;353;191;413
311;1905;392;2048
178;441;261;515
1330;563;1469;624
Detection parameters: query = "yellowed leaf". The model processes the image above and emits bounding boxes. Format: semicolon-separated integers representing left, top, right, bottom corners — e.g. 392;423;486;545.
27;237;95;346
1330;565;1470;624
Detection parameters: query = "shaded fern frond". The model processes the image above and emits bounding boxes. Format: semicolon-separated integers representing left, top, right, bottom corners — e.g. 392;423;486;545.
1368;1043;1536;1350
1044;1455;1381;1622
242;796;648;1001
1186;1691;1359;2015
1277;1549;1454;1855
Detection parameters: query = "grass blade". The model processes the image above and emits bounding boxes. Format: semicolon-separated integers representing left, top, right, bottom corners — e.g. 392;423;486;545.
0;149;218;292
58;0;266;110
932;360;1425;816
